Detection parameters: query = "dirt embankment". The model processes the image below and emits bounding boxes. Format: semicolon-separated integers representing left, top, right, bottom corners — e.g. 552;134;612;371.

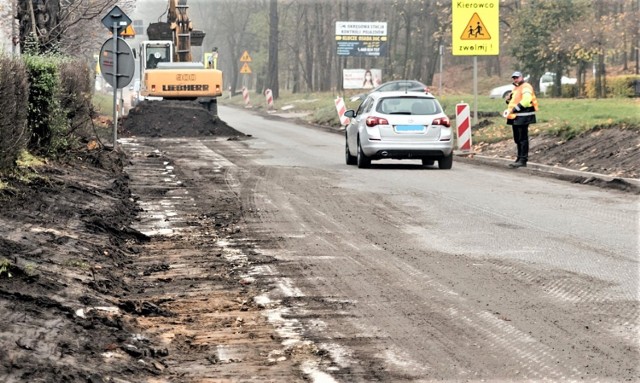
474;126;640;179
0;149;160;382
0;102;269;382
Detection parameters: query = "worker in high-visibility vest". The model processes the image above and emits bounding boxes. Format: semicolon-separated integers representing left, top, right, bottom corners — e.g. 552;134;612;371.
505;71;539;168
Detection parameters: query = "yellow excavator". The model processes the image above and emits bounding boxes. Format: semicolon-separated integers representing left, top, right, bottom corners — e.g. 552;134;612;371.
138;0;222;112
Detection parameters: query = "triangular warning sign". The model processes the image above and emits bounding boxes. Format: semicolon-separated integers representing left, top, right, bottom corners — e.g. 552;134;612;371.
240;50;252;62
460;13;491;40
240;62;252;74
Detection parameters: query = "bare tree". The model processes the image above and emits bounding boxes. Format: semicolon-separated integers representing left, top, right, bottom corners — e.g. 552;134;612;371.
16;0;135;57
266;0;278;98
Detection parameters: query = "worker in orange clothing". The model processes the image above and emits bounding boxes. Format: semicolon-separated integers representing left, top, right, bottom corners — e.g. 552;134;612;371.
505;71;539;168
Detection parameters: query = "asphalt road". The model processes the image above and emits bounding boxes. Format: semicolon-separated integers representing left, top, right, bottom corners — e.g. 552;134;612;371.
123;105;640;382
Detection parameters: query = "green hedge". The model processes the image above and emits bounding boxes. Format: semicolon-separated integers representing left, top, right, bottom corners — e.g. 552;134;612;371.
0;57;29;171
0;53;95;172
24;55;66;153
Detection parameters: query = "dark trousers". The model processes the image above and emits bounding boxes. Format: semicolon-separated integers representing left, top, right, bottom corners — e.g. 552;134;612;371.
512;124;529;162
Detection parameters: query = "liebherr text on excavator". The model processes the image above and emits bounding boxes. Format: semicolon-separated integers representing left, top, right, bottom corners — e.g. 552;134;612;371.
138;0;222;111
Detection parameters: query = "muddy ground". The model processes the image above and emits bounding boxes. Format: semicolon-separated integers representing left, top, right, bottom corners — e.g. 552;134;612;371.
0;100;638;382
473;123;640;180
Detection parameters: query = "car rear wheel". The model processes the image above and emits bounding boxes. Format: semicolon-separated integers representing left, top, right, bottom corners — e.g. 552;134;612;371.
356;138;371;168
345;136;357;165
438;153;453;169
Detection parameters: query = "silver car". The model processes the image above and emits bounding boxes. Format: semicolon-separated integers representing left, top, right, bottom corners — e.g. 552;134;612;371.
344;91;453;169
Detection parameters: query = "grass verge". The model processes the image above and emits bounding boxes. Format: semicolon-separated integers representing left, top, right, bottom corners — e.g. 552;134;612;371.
93;92;114;116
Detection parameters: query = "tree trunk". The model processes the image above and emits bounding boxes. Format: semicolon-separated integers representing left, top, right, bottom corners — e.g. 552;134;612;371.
292;40;300;93
267;0;279;99
303;8;313;91
402;12;411;79
634;0;640;75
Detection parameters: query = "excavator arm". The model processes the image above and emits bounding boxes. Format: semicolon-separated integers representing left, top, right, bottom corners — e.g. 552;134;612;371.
169;0;193;62
147;0;204;57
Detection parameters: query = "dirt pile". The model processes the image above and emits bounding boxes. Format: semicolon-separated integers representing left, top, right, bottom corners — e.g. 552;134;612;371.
123;100;245;138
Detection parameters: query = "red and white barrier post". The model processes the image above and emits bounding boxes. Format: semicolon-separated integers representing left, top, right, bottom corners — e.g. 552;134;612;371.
264;88;274;112
335;97;350;126
456;103;472;153
242;86;252;108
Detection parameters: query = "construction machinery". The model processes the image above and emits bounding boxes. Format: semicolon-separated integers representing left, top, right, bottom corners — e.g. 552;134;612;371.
138;0;222;111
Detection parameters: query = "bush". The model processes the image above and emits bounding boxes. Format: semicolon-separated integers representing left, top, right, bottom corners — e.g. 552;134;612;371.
585;75;640;98
545;83;579;98
23;54;67;154
0;57;29;171
608;75;640;98
58;60;94;139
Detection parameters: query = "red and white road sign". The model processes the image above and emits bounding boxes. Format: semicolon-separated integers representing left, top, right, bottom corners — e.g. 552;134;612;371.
264;88;274;110
456;103;472;151
335;97;350;126
242;87;251;108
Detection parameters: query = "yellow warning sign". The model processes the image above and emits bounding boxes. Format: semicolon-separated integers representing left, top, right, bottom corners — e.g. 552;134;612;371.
240;62;252;74
452;0;499;56
119;24;136;38
460;13;491;40
240;50;252;62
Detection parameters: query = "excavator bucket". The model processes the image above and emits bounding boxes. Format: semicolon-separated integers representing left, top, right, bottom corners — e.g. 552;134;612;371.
190;30;205;46
147;22;172;40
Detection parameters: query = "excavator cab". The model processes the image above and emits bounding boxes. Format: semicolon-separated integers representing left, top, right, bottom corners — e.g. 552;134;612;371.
141;41;172;71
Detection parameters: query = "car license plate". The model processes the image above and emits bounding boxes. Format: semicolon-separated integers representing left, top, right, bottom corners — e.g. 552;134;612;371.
394;125;424;132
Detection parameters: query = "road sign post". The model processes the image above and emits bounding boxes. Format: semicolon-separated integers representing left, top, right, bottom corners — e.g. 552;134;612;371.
452;0;499;126
101;5;135;150
101;6;133;150
112;24;118;149
240;51;252;89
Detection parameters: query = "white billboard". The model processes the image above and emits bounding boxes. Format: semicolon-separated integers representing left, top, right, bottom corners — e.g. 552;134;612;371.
336;22;387;36
343;69;382;90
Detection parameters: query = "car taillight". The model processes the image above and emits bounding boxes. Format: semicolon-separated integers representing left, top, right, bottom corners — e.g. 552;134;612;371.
366;116;389;127
433;117;450;127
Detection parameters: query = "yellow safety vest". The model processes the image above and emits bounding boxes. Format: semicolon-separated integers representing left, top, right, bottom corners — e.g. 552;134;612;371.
507;82;538;120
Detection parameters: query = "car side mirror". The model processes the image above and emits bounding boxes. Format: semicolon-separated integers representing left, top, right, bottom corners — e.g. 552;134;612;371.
344;109;356;118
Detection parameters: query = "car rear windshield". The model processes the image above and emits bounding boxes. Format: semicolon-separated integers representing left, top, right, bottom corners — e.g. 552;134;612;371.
377;81;422;92
376;97;441;115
